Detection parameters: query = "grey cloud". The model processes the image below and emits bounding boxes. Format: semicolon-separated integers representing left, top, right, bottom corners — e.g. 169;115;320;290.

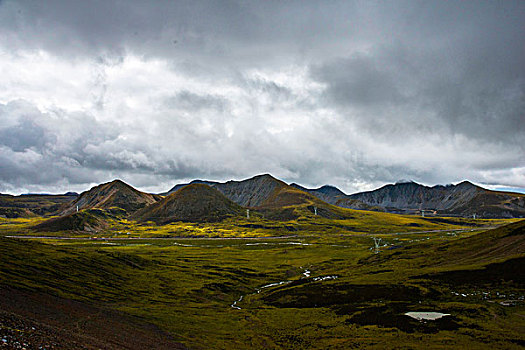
0;116;52;152
311;55;406;107
312;42;524;147
0;101;126;189
164;90;229;112
0;0;360;65
0;1;524;194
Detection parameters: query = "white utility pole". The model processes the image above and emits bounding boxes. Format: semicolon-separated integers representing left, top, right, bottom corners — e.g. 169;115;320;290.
314;206;317;216
246;209;250;219
373;237;382;254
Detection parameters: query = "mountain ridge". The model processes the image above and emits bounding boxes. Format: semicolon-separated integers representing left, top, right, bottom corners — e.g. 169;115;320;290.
165;176;524;218
61;179;161;215
347;180;524;217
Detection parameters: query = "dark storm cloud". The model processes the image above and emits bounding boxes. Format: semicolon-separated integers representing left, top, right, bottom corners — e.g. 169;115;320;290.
312;44;525;145
311;54;406;107
0;0;524;193
309;1;525;147
0;0;360;64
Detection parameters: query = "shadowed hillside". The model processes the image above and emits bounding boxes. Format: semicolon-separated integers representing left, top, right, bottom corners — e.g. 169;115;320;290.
426;219;525;267
33;209;113;233
135;184;244;224
362;220;525;276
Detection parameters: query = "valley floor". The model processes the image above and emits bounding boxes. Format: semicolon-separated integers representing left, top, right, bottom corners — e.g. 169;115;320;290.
0;219;524;349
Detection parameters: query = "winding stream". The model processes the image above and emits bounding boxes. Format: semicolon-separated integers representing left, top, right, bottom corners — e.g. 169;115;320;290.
230;268;338;310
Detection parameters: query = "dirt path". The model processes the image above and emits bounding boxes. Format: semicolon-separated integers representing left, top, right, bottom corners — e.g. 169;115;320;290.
4;227;493;241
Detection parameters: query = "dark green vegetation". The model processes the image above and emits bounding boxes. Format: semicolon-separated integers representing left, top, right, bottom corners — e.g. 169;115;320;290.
1;219;524;349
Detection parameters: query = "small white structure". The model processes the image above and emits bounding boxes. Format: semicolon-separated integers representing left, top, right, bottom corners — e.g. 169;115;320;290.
246;209;250;219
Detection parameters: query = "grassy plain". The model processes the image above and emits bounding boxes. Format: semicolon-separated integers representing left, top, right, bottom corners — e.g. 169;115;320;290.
0;213;523;349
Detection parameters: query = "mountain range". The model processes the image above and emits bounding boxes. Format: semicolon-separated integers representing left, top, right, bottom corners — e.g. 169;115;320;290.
167;175;524;218
346;181;524;217
1;175;524;224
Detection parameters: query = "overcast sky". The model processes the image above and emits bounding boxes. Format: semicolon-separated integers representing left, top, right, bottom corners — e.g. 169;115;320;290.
0;0;524;195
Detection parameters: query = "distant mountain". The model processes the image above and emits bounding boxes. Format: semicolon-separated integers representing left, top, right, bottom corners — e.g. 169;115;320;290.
163;180;219;195
348;181;525;218
135;184;243;224
290;183;346;203
168;174;291;208
64;192;79;196
213;174;290;208
0;192;78;218
290;183;382;212
61;180;161;215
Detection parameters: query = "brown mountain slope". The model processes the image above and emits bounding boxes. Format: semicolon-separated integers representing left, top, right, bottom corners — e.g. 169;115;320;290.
167;174;294;208
61;180;161;215
134;184;243;224
165;174;373;220
168;174;330;210
0;287;186;350
215;174;288;207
